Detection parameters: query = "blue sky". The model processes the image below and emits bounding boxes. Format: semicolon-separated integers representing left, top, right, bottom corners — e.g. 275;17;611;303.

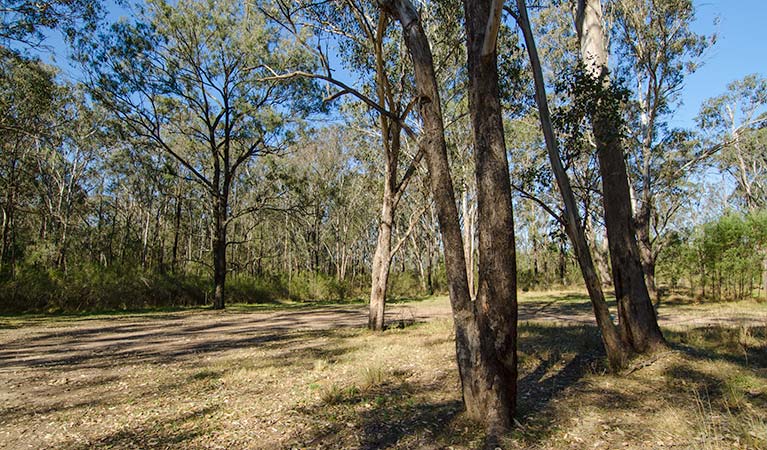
670;0;767;128
34;0;765;130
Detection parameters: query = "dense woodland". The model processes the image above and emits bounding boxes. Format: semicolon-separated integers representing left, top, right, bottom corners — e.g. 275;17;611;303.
1;0;766;437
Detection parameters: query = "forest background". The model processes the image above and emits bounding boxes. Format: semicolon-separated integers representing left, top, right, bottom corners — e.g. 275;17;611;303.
1;0;766;315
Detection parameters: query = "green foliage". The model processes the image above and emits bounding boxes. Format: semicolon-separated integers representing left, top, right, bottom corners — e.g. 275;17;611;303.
284;272;354;302
0;264;209;313
0;0;103;46
658;211;767;301
554;63;632;152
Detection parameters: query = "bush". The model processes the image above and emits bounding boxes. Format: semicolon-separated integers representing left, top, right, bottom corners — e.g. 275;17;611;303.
284;272;352;302
0;264;208;313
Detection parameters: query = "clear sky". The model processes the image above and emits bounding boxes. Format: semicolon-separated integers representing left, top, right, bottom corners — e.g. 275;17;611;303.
670;0;767;128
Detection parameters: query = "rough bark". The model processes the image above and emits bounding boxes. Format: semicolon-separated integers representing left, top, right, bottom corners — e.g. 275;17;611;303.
516;0;627;369
464;0;519;432
575;0;666;353
377;0;518;434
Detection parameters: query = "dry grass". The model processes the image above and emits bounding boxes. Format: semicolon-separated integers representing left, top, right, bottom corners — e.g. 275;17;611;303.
0;292;764;449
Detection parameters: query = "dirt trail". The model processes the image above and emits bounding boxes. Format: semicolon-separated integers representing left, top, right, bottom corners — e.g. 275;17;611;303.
0;295;764;449
0;296;762;372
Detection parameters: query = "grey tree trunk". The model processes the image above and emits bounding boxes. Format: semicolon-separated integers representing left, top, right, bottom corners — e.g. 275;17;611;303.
575;0;666;353
516;0;627;369
461;188;476;297
369;186;394;330
593;227;613;287
635;211;659;303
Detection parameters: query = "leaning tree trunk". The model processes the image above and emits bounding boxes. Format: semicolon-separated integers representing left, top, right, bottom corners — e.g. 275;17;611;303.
576;0;666;353
369;184;394;330
517;0;627;369
378;0;517;435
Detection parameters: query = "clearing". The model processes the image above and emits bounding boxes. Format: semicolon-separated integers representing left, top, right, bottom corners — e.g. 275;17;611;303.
0;291;765;449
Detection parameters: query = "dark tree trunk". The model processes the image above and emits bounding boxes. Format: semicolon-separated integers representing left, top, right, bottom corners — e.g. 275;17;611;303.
377;0;518;435
172;190;183;273
212;194;227;310
595;106;665;353
635;210;659;304
762;252;767;300
465;0;519;429
1;159;17;278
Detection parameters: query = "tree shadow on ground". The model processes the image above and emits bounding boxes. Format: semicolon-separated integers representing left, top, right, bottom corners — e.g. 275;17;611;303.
666;326;767;377
290;323;609;449
0;309;369;370
513;323;608;443
292;374;476;449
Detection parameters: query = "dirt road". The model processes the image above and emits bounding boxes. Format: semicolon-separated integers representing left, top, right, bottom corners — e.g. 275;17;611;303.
0;294;762;371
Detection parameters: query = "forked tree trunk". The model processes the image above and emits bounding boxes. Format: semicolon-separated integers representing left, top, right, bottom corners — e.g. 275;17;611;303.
378;0;517;434
464;0;519;432
369;186;394;330
517;0;627;369
575;0;666;353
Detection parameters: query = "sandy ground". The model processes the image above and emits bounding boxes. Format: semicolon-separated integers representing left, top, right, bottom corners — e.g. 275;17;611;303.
0;294;764;449
0;294;763;372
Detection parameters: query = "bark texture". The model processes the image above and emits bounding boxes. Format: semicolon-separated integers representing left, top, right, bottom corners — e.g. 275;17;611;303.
368;189;393;330
212;193;228;310
377;0;518;434
575;0;666;353
517;0;627;369
464;0;519;431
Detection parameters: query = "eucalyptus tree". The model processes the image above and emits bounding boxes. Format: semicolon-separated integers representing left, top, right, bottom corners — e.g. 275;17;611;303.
0;0;102;46
512;0;627;369
698;74;767;212
698;74;767;293
376;0;521;435
573;0;666;353
611;0;714;303
34;86;104;272
81;0;316;308
266;0;457;329
0;49;57;277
